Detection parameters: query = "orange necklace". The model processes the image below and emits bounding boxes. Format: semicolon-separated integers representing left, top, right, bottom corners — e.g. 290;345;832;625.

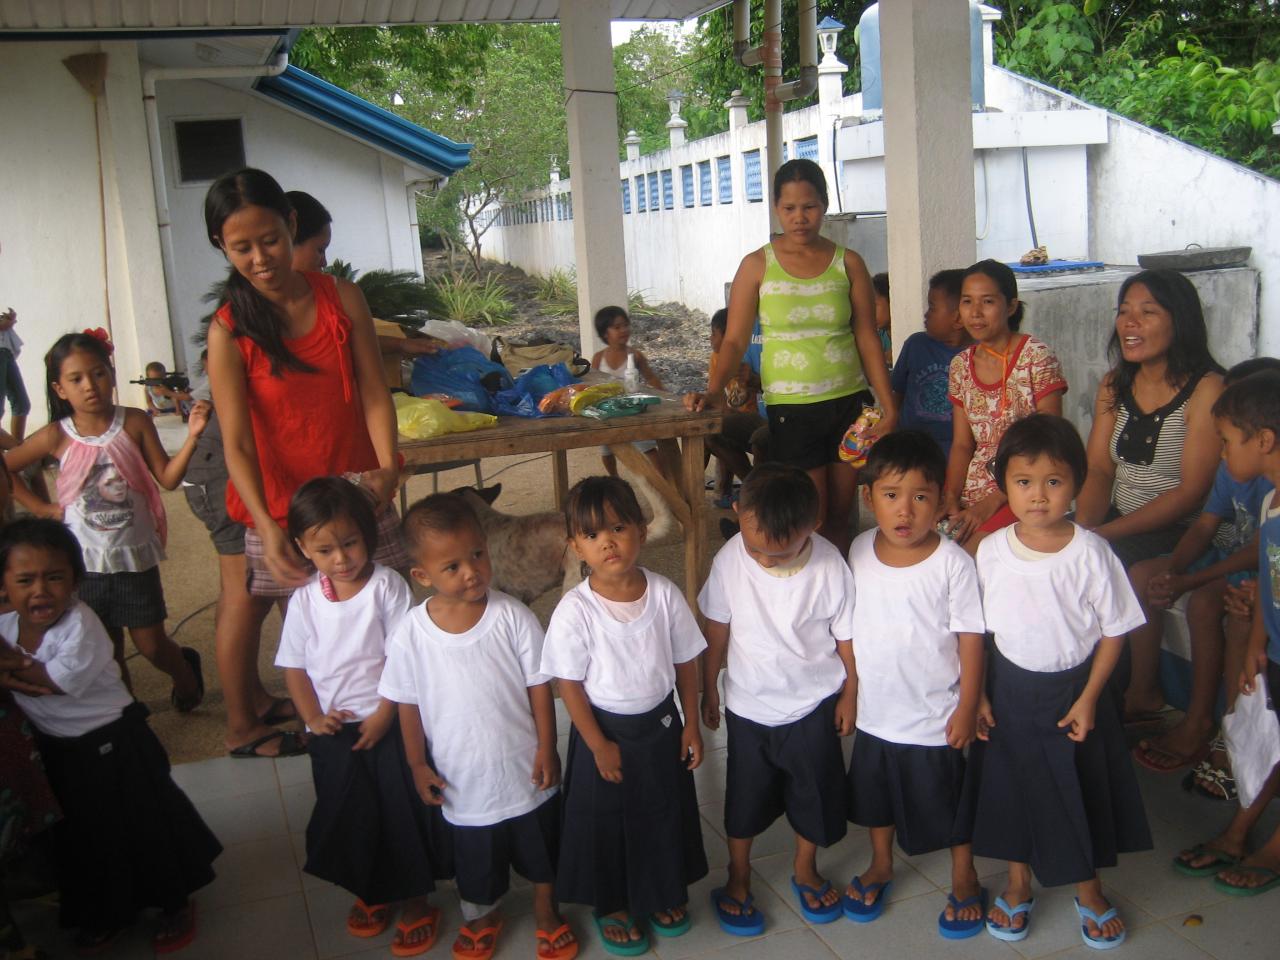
979;334;1023;416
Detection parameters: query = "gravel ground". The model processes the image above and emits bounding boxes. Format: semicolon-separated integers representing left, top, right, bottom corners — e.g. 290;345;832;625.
429;255;715;395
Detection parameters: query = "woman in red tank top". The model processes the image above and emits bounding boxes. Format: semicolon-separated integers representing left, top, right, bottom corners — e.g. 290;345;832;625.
204;169;398;591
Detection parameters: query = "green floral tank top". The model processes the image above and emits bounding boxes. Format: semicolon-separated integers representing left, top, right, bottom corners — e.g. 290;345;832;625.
758;242;867;405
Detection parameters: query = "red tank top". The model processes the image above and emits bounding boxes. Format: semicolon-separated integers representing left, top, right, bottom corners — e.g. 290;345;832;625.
219;272;379;529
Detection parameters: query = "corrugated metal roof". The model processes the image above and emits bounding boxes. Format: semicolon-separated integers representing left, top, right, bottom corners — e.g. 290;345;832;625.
255;65;472;176
0;0;732;30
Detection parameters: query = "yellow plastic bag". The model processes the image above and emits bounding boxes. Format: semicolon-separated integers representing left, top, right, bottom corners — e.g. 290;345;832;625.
394;393;496;440
568;381;624;415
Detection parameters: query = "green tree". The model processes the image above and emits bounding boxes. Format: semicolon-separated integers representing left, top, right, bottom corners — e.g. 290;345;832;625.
613;26;705;155
290;24;494;97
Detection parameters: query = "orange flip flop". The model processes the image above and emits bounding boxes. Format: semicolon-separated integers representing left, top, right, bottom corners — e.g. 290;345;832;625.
346;898;392;938
452;920;503;960
392;905;441;957
536;922;579;960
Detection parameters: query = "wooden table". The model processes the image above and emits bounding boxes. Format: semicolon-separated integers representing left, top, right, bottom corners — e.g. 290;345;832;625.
398;395;723;608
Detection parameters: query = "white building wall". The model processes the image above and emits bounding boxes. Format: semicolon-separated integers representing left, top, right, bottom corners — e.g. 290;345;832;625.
157;75;424;368
0;40;169;416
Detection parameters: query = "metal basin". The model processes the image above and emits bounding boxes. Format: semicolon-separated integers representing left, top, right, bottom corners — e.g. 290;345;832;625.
1137;246;1251;271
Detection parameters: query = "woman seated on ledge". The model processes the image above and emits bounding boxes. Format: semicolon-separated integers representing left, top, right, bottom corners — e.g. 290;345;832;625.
1074;268;1224;726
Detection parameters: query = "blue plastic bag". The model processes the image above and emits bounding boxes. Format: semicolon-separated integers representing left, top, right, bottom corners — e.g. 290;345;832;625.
492;363;579;418
409;346;513;414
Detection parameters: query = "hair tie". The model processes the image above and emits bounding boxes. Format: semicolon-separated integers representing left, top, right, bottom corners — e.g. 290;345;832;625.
83;327;115;356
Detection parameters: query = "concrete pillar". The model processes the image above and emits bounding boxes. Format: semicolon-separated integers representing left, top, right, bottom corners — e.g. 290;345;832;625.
624;130;642;163
978;4;1001;68
560;0;628;354
725;89;750;131
879;0;976;359
816;19;848;212
667;116;688;149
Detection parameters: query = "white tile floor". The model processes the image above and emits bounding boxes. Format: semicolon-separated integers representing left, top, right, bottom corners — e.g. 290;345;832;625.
11;700;1280;960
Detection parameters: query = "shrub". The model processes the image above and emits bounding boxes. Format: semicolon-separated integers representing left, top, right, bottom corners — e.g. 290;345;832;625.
427;272;515;326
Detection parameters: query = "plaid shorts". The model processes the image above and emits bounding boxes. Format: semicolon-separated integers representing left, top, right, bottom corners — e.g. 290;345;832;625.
244;501;412;599
78;567;168;630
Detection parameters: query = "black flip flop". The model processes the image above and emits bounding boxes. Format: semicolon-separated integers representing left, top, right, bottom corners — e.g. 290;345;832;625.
171;647;204;713
260;696;298;726
229;729;308;759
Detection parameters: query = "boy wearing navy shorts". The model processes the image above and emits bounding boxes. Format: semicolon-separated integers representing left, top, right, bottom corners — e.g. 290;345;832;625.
699;464;856;933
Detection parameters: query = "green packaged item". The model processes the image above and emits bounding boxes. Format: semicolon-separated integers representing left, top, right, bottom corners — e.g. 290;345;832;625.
580;395;661;420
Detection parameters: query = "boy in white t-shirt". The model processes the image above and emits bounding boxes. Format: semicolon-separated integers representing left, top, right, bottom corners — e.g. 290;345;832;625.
378;494;578;960
843;432;987;937
699;464;856;934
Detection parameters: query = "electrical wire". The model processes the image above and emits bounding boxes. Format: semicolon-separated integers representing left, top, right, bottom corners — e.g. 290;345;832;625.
1020;146;1039;249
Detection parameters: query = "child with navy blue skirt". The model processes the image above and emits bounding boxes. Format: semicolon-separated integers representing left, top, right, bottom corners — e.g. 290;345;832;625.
971;415;1152;950
844;432;987;937
542;477;707;957
276;478;446;957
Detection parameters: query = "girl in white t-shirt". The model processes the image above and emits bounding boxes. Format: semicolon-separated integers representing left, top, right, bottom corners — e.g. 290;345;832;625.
542;476;708;956
0;519;220;955
276;478;444;957
971;415;1151;950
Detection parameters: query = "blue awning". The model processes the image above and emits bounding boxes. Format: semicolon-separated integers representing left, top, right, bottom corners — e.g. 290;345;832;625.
255;66;471;177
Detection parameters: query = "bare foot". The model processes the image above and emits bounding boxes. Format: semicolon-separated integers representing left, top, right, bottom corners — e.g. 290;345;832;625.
943;879;983;923
394;897;437;953
1216;850;1280;891
1076;892;1124;941
599;911;642;945
845;865;892;907
455;910;502;954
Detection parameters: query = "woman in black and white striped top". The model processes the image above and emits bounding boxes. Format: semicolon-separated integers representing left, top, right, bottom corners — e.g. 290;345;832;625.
1075;269;1224;717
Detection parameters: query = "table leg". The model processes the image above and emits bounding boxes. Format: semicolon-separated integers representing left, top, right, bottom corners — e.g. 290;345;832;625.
551;449;569;510
680;434;707;611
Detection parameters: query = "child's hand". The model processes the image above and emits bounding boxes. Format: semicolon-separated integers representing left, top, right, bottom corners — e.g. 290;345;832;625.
1240;642;1270;695
360;466;400;504
946;705;978;749
1146;572;1185;609
308;708;354;736
185;400;211;437
0;661;51;697
352;709;392;750
1057;696;1096;742
411;763;447;806
1225;581;1256;622
701;687;721;731
976;696;996;741
834;692;856;737
593;740;624;783
680;723;703;771
531;744;562;790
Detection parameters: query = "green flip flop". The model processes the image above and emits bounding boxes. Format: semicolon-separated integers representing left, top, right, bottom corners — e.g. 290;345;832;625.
1172;843;1240;878
592;914;648;956
1212;865;1280;897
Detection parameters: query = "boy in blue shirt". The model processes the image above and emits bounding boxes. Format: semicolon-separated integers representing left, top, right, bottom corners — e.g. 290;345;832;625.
1131;359;1280;785
889;270;970;458
1173;367;1280;895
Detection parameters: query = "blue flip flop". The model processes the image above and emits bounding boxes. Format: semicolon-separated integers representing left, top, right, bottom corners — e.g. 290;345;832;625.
710;887;765;937
985;895;1035;942
842;876;891;923
938;887;987;939
790;877;842;924
1074;898;1126;950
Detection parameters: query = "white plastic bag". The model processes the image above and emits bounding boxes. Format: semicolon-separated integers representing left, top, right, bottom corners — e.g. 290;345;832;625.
418;319;492;357
1222;682;1280;808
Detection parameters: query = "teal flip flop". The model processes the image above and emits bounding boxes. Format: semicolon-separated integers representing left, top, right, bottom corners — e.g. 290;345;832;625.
648;908;690;938
592;914;648;956
1172;843;1240;878
1212;865;1280;897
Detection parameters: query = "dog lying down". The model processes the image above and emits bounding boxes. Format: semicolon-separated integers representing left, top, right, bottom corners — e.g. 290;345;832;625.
453;470;672;604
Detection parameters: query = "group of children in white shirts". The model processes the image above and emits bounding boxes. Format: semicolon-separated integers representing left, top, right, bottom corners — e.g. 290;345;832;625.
21;368;1280;956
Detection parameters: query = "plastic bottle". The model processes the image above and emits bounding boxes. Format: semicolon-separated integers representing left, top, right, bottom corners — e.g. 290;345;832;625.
623;352;641;393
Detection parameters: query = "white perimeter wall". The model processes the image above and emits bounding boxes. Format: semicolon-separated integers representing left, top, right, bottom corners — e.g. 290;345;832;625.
157;75;425;368
0;40;170;417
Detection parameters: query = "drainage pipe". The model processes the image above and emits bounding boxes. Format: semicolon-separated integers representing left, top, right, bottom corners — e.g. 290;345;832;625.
141;50;289;366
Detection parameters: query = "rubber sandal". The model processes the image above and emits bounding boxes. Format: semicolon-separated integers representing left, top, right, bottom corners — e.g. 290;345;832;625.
453;920;502;960
535;922;579;959
985;895;1034;942
791;877;841;924
153;902;197;955
229;729;308;759
938;888;987;940
1075;898;1125;950
1132;738;1203;773
591;914;647;956
648;908;690;937
346;898;391;938
1185;760;1237;802
391;906;440;957
171;647;204;713
1172;843;1241;877
1212;864;1280;897
259;696;297;726
710;887;764;936
842;876;891;923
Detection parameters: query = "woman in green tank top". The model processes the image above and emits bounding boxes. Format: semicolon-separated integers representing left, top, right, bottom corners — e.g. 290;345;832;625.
686;160;896;554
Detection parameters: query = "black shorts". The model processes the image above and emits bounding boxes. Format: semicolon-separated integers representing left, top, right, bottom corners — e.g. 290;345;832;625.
718;411;767;453
1267;659;1280;716
846;730;973;856
724;692;847;846
766;390;874;471
78;568;167;630
450;795;560;907
183;478;245;556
